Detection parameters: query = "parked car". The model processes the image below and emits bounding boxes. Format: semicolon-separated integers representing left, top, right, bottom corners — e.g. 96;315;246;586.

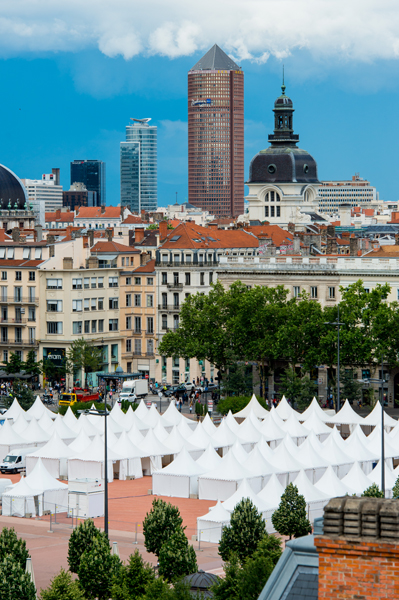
163;384;187;398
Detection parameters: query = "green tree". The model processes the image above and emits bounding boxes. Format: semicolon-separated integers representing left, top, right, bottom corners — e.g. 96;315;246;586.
67;519;104;574
361;483;384;498
40;568;85;600
279;367;318;411
158;527;197;582
272;483;312;539
111;550;155;600
212;554;241;600
77;534;121;600
393;476;399;498
222;364;253;397
217;395;269;416
141;578;174;600
218;499;266;565
67;338;102;388
0;527;29;567
253;533;282;567
238;554;274;600
23;349;42;378
143;498;183;557
0;554;36;600
2;353;24;375
3;381;35;411
339;369;363;405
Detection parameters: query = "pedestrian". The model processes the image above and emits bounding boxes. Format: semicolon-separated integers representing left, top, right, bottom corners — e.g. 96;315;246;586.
189;400;193;414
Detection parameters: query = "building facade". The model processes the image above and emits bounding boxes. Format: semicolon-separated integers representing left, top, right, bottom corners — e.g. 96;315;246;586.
121;118;157;213
188;44;244;218
22;170;63;226
246;83;321;226
318;174;379;215
63;182;97;209
70;160;105;206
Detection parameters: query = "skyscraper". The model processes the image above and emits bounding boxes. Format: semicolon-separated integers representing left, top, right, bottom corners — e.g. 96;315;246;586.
120;118;157;213
188;44;244;217
70;160;105;206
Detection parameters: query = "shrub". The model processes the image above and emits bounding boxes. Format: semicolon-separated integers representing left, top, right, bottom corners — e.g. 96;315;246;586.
68;519;105;573
218;396;268;416
40;568;85;600
272;483;312;540
0;526;29;567
111;550;155;600
0;554;36;600
362;483;385;498
393;475;399;498
58;401;111;417
143;498;183;557
218;498;266;565
77;535;121;600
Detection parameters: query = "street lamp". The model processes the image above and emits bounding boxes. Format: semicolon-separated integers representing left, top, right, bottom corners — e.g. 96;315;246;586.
325;305;344;413
78;398;109;535
380;355;385;497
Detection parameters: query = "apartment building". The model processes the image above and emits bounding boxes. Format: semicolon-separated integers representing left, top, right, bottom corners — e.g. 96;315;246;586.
120;260;156;379
154;222;258;384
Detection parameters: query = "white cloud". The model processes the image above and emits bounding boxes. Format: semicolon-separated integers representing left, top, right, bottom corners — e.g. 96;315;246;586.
1;1;399;64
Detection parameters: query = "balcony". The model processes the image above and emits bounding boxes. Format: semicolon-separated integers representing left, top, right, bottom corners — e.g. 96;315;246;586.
1;296;39;305
156;260;217;268
0;318;27;324
166;283;183;290
132;330;142;336
146;352;155;357
158;304;180;312
0;339;38;346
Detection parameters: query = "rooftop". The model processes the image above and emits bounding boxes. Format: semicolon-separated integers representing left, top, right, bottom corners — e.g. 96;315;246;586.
133;259;156;274
90;241;139;254
190;44;241;72
75;207;122;219
160;222;258;250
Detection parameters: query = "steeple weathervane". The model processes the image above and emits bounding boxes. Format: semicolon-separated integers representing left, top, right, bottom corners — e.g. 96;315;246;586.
281;65;286;96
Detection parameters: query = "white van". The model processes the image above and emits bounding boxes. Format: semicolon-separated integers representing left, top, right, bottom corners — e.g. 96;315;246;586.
122;379;148;399
0;448;31;474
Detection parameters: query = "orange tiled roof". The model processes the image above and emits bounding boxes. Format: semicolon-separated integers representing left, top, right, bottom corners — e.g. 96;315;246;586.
133;259;156;274
0;259;44;267
91;241;139;253
336;238;350;245
122;215;146;224
45;212;74;222
75;207;121;219
160;222;258;249
368;246;399;257
245;225;293;248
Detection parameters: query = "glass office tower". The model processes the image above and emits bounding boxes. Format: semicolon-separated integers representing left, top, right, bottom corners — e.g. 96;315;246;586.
120;118;157;213
70;160;105;206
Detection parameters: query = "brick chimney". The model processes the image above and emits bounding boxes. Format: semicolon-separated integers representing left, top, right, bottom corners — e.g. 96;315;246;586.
55;209;61;220
208;223;218;229
101;205;106;214
316;496;399;598
86;256;99;269
11;228;20;242
327;236;337;254
47;234;55;244
326;224;335;238
63;257;73;269
287;222;295;234
87;230;94;248
159;221;168;242
106;228;113;242
350;236;360;256
135;228;145;244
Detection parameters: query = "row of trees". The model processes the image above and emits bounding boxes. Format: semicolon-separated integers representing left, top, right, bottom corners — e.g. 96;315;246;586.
159;280;398;406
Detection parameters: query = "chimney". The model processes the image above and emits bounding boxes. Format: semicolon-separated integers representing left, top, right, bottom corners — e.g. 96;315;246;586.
88;230;94;248
159;221;168;242
135;228;145;244
63;257;73;269
47;234;55;244
350;236;360;256
11;228;20;242
395;232;399;246
208;223;218;229
34;225;43;242
128;230;135;247
49;245;55;258
101;205;106;214
316;497;399;599
287;222;295;234
51;168;60;186
55;209;61;220
327;224;335;238
326;237;338;254
106;228;113;242
86;256;99;269
293;236;300;254
339;203;352;227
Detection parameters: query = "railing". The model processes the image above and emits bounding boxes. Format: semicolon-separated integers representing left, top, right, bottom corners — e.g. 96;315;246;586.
145;330;155;336
155;260;218;267
0;318;27;324
157;304;180;311
0;339;37;346
166;283;183;290
218;255;399;271
146;352;155;357
132;330;142;336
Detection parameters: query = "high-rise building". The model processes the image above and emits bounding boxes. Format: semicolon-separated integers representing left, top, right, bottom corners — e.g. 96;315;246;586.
70;160;105;206
188;44;244;217
21;169;63;226
120;118;157;213
318;174;379;215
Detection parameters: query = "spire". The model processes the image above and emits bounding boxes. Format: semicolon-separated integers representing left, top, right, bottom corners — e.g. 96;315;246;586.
268;79;299;148
281;65;286;96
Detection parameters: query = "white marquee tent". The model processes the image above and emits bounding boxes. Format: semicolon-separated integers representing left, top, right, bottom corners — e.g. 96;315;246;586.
153;447;206;498
197;500;231;544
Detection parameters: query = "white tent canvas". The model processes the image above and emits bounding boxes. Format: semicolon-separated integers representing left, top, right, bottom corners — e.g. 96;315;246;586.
112;430;144;480
328;400;364;425
315;464;355;498
196;443;223;472
368;461;396;497
275;396;301;421
26;431;74;478
187;422;211;450
2;476;41;517
302;412;332;441
362;402;397;429
202;413;217;436
2;398;25;421
197;500;231;544
0;420;29;462
292;470;330;522
161;401;183;427
153;447;206;498
198;451;260;501
234;395;269;419
222;478;269;516
300;398;334;423
342;461;374;495
68;434;122;483
258;473;285;533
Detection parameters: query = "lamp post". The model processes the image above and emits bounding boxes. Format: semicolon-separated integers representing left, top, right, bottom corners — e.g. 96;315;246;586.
325;305;344;413
381;355;385;497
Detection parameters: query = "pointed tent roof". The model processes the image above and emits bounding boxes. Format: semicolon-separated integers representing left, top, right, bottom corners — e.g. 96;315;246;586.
2;398;25;421
275;396;301;421
329;400;364;425
365;426;399;459
112;430;145;459
342;461;373;494
228;439;250;464
25;457;68;492
269;407;286;429
135;399;149;421
319;431;353;466
200;450;255;482
190;44;241;72
292;470;330;503
225;411;240;433
211;419;239;448
255;436;277;463
110;402;126;427
345;425;379;462
257;473;285;508
272;440;306;474
127;421;145;446
300;397;333;423
153;420;169;442
234;395;269;419
177;418;196;439
52;414;76;440
196;442;223;471
139;428;171;457
281;412;308;438
243;445;279;476
101;429;119;448
198;500;231;524
0;418;26;446
157;446;206;477
131;411;150;431
315;465;354;497
2;475;41;498
27;431;74;459
259;414;285;443
238;415;262;444
368;460;396;490
188;422;212;450
222;478;269;513
164;425;201;454
161;400;183;427
22;417;50;443
202;413;217;436
68;429;92;454
12;413;28;435
145;404;161;428
302;411;333;436
71;434;122;462
62;407;80;433
26;396;53;421
388;421;399;443
362;401;397;428
294;435;330;469
76;414;101;437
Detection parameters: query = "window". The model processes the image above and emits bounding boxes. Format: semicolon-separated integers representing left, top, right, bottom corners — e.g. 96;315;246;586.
147;339;154;355
209;272;213;284
98;319;104;333
91;298;97;310
47;322;63;334
200;272;205;285
126;316;132;329
122;257;125;266
265;206;269;218
173;315;179;329
147;277;153;285
162;314;168;330
134;294;141;307
109;277;118;287
72;300;82;312
126;294;132;307
134;339;141;354
147;317;154;334
72;321;82;334
14;287;22;302
135;277;141;285
90;320;96;333
276;206;281;218
185;273;191;286
3;350;7;363
23;248;30;259
162;272;167;285
293;286;300;297
270;206;275;217
98;298;104;310
35;249;42;260
146;294;153;307
311;286;318;299
28;287;36;302
28;328;35;343
47;300;62;312
185;254;192;263
29;271;35;281
7;249;14;259
126;277;131;285
0;286;6;302
328;287;335;299
15;271;21;281
84;299;90;311
364;287;370;293
91;277;97;288
98;277;104;288
47;278;62;289
173;293;179;308
127;362;132;373
72;278;82;289
83;278;89;289
28;307;35;321
109;319;118;331
126;339;132;352
109;298;119;309
1;272;6;281
161;292;167;309
83;320;89;333
134;316;141;333
173;273;179;286
1;328;7;343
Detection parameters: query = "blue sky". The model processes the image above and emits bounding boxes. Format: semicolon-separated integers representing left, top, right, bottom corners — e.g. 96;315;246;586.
1;1;399;206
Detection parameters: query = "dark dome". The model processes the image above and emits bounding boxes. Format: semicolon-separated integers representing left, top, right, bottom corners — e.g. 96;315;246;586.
183;570;220;590
248;147;319;184
0;164;28;209
274;95;293;108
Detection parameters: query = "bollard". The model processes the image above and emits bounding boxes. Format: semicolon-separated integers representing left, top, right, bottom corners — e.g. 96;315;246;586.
133;522;138;544
48;512;53;534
